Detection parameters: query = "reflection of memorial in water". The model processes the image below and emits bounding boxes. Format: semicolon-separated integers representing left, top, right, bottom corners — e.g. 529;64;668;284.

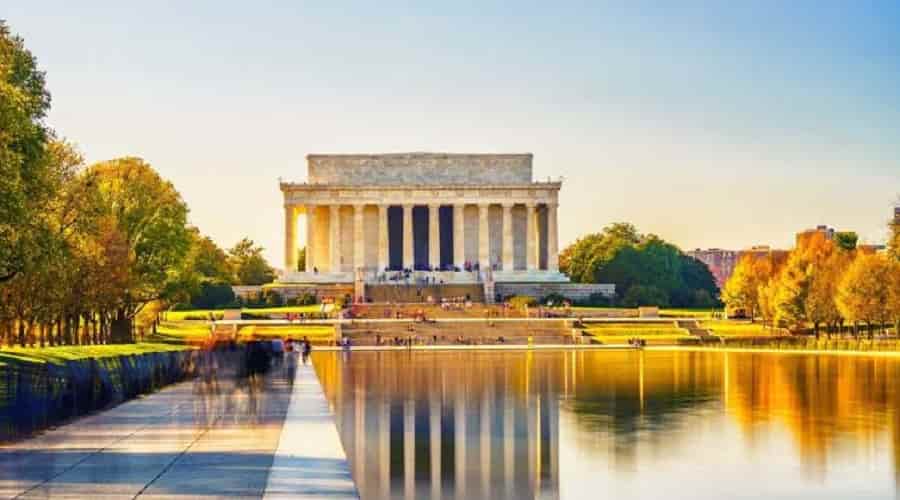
316;350;900;499
315;351;562;499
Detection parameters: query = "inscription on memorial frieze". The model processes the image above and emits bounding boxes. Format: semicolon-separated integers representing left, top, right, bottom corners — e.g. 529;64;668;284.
308;153;533;186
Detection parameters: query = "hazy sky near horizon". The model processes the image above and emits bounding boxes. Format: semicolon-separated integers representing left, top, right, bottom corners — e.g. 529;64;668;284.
5;1;899;266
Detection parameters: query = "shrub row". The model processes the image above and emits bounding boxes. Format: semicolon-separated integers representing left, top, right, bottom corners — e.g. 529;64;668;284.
0;347;193;441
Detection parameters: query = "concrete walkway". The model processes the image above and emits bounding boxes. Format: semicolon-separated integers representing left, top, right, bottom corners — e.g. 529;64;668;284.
0;357;354;499
263;364;357;499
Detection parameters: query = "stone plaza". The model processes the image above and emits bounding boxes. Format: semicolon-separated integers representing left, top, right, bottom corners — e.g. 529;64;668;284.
278;153;612;302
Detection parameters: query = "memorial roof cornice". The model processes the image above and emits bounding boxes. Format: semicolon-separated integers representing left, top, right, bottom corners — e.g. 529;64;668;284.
305;152;533;160
279;181;562;191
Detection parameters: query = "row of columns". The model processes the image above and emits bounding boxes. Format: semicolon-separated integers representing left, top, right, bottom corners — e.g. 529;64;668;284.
285;202;559;273
341;380;559;498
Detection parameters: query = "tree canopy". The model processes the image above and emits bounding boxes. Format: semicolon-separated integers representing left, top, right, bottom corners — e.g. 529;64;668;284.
229;238;276;286
0;20;53;283
559;223;719;307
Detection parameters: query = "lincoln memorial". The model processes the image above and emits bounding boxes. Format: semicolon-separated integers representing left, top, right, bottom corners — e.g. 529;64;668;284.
278;152;612;302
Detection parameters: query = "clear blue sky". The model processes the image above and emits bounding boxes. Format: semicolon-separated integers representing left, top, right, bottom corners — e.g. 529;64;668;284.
5;1;899;266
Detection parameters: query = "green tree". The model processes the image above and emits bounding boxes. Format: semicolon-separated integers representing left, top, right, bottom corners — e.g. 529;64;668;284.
191;281;236;309
621;285;669;308
834;231;858;251
676;255;720;307
229;238;276;285
187;229;233;281
0;20;53;283
559;222;639;283
89;157;191;342
889;203;900;261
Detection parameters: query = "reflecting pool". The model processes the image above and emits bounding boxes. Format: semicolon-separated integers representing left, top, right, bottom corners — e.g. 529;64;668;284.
314;350;900;499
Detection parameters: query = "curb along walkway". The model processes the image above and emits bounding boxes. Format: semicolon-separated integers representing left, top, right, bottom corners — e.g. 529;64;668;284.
263;363;358;499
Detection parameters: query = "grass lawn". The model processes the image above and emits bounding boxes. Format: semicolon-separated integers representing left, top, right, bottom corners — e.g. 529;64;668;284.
701;320;782;337
0;343;191;366
238;324;335;342
659;308;721;319
153;322;215;342
164;304;332;321
583;322;693;345
151;322;335;344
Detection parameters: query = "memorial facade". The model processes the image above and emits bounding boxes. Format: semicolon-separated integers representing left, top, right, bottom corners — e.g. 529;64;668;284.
280;153;569;285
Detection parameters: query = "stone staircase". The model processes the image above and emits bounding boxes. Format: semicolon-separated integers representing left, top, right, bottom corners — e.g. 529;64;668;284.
677;320;713;339
365;284;484;303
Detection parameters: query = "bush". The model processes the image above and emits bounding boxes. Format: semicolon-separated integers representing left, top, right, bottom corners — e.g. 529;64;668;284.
582;292;613;307
265;290;284;307
190;281;236;309
285;292;317;307
621;285;669;308
297;292;318;306
541;293;568;306
691;289;716;308
508;295;538;310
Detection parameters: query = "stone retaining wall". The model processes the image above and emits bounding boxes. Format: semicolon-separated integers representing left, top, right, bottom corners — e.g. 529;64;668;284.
496;283;615;302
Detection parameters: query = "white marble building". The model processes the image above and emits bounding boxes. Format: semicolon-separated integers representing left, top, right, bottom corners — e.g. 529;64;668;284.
280;153;571;285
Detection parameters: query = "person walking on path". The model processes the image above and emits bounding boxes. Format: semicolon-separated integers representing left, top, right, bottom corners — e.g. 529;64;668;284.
301;336;312;365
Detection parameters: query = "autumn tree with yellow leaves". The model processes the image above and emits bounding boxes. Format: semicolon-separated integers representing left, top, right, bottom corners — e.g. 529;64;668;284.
723;222;899;337
836;253;894;338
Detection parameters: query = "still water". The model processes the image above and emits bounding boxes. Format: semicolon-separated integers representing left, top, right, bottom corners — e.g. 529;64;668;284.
314;350;900;499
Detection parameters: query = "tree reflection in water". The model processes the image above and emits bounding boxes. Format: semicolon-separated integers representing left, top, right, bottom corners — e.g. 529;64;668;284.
315;350;900;500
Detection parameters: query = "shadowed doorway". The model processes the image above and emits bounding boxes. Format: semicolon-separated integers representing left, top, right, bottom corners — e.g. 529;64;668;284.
387;206;403;270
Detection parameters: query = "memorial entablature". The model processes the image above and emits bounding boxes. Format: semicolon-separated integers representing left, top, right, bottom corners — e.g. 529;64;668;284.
279;153;570;288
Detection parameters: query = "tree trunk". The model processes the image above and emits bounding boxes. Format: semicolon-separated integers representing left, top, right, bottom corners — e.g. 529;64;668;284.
39;323;45;348
110;308;133;344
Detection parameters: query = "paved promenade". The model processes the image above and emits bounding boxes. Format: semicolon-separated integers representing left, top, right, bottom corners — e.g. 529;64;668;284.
0;357;355;499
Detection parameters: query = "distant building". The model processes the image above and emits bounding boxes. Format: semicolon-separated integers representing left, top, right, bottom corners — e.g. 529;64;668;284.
686;248;739;288
858;244;886;255
796;225;835;247
688;245;790;288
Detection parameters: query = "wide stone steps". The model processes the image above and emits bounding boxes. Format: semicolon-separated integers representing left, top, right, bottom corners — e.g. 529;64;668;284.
342;320;574;345
677;320;713;338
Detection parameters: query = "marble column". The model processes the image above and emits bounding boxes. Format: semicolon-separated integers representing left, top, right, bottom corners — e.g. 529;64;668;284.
501;203;514;271
284;205;297;272
478;204;490;270
353;204;365;269
378;204;389;271
480;385;492;497
429;204;440;270
430;393;442;500
525;203;537;271
455;393;467;496
305;205;314;272
330;204;341;272
453;204;465;268
404;399;415;499
402;204;414;270
547;202;559;272
379;399;390;499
